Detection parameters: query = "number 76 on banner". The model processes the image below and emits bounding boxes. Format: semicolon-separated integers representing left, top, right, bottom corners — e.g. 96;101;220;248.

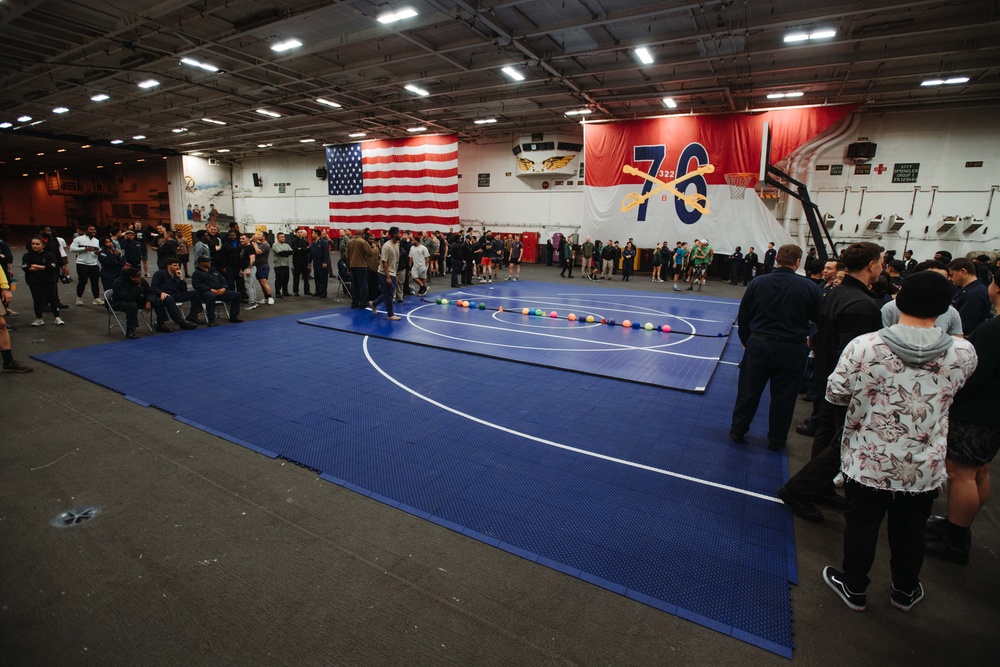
621;143;714;225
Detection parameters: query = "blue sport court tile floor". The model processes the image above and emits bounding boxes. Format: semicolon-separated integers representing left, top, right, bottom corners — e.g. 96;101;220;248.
34;288;798;658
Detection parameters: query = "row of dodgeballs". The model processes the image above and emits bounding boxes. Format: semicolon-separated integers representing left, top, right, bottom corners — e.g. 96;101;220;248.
434;297;673;333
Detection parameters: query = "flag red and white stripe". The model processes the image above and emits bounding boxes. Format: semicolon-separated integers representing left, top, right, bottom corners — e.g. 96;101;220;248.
327;134;459;228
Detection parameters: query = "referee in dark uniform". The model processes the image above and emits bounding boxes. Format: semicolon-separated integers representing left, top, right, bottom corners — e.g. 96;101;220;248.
729;244;822;451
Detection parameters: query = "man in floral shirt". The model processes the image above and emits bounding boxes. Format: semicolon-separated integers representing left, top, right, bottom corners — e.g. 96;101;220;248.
822;271;977;613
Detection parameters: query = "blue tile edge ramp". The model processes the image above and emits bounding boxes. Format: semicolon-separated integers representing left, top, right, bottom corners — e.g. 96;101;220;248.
32;304;795;659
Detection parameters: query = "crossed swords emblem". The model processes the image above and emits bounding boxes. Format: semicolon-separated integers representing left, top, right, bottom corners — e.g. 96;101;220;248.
620;163;716;214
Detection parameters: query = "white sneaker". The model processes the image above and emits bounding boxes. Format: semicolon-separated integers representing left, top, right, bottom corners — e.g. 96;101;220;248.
31;318;45;327
54;317;66;325
93;298;105;305
267;297;274;305
5;308;17;316
76;297;84;306
245;303;258;310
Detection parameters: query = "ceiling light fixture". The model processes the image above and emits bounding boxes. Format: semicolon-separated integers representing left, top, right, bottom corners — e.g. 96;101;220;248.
57;149;66;153
784;29;836;43
202;118;227;125
922;76;970;86
634;47;654;65
80;144;91;148
137;79;160;89
190;151;204;156
945;76;970;84
0;122;11;129
271;39;302;52
114;161;122;165
407;126;427;132
96;166;103;169
501;66;525;81
315;98;342;108
172;128;188;133
299;138;316;143
17;115;32;122
29;120;44;126
36;152;44;156
564;109;593;116
256;109;282;118
52;107;69;114
474;118;497;124
136;159;145;162
377;7;417;24
180;57;220;73
348;132;367;138
90;93;110;102
132;135;146;140
110;139;124;144
404;84;429;96
217;149;230;153
767;91;804;99
662;97;678;108
257;143;273;148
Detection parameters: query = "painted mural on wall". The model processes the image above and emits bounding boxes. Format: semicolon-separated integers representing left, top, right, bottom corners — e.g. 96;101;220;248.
181;156;235;228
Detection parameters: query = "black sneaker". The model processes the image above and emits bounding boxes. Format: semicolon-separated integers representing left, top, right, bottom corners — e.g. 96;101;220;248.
777;486;824;523
2;360;33;373
924;536;970;565
125;329;139;339
890;582;924;611
823;566;866;611
924;515;949;538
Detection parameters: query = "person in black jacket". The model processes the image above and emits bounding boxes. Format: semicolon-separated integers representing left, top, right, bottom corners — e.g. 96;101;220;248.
97;237;125;293
120;229;144;272
21;237;62;326
743;247;758;285
111;268;165;338
151;258;203;326
290;228;312;296
310;231;331;298
218;230;242;292
191;256;243;325
449;238;464;288
778;242;885;522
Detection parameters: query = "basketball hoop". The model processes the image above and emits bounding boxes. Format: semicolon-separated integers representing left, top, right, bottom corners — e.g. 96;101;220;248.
725;172;758;200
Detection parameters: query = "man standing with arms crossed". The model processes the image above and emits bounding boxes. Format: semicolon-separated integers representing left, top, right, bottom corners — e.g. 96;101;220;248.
370;226;402;321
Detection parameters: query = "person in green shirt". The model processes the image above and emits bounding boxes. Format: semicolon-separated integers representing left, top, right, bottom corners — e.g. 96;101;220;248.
580;237;594;277
687;239;713;291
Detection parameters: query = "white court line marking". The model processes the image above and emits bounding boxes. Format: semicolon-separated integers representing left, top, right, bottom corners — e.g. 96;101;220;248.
404;304;712;358
719;360;739;366
363;336;779;504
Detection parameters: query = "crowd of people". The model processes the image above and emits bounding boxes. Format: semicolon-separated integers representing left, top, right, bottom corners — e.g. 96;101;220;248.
729;240;997;613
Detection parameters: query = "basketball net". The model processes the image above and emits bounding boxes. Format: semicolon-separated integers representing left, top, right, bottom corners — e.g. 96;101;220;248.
725;172;757;200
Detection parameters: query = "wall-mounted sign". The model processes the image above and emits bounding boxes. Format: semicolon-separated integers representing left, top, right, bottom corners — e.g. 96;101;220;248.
892;163;920;183
477;173;490;187
830;165;844;175
579;162;585;179
854;163;872;175
965;161;984;168
815;164;830;171
541;181;550;190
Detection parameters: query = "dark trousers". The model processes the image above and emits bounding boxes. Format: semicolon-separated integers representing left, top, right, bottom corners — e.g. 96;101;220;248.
100;272;120;293
76;264;100;298
350;266;368;307
729;263;743;284
841;479;934;592
292;264;311;294
370;274;396;316
730;337;807;446
451;259;463;287
224;265;240;292
785;401;847;499
172;290;203;315
312;261;328;296
274;266;290;296
149;295;183;326
113;299;167;331
28;281;60;318
560;258;574;277
200;290;241;321
463;261;473;285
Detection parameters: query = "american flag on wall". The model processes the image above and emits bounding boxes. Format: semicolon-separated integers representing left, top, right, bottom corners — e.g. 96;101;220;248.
327;134;459;228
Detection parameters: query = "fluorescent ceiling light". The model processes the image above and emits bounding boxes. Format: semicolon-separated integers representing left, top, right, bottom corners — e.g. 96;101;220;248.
137;79;160;89
783;32;809;43
132;135;146;140
257;143;273;148
785;91;804;98
96;166;103;169
90;93;110;102
202;118;227;125
565;109;593;116
217;149;230;153
920;79;944;87
271;39;302;52
0;122;11;129
137;159;145;162
172;127;188;133
36;152;44;156
474;118;497;124
315;98;342;108
407;126;427;132
110;139;124;144
767;91;803;99
404;84;429;96
256;108;282;118
52;107;69;114
114;162;122;165
662;97;678;109
80;144;90;148
634;47;654;65
17;115;32;122
945;76;970;84
299;138;316;143
501;66;525;81
809;29;837;39
180;57;220;73
57;149;66;152
348;132;367;138
190;152;204;156
29;120;44;126
377;7;417;24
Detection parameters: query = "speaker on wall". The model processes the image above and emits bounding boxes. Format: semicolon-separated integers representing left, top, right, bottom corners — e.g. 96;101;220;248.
316;167;327;180
252;173;262;187
846;142;877;160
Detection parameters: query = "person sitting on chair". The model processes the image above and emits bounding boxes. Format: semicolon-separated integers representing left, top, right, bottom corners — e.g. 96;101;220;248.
151;257;203;326
111;267;166;338
191;256;243;326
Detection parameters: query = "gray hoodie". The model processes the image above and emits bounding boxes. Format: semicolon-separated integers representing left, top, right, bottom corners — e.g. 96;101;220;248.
878;325;954;366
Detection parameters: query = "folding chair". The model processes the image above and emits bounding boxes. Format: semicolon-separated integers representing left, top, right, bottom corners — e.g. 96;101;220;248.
336;260;353;301
105;289;152;336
